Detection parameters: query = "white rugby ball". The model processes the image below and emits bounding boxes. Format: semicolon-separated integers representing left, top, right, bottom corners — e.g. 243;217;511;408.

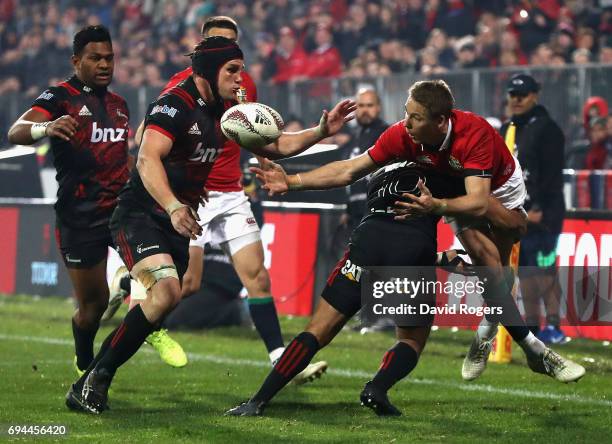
221;102;284;149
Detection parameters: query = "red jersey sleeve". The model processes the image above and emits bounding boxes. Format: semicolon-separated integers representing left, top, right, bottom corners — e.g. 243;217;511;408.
367;122;411;165
462;126;494;178
160;67;193;96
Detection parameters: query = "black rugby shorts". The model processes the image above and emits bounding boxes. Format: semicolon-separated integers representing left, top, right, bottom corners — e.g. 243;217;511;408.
55;218;112;269
322;217;437;320
110;204;190;278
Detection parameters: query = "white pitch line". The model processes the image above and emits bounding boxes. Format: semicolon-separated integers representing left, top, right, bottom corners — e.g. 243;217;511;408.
1;333;610;408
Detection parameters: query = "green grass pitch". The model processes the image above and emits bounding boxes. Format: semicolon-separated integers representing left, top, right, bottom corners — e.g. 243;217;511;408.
0;295;611;443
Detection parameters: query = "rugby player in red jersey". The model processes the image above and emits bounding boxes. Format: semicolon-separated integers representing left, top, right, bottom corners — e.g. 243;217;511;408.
245;80;584;392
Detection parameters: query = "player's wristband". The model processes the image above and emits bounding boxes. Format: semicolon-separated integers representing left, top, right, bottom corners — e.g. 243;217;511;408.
433;199;447;215
165;200;187;217
30;122;50;141
288;174;303;191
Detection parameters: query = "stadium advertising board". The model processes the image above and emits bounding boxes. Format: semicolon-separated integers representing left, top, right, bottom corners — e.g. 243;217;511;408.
0;204;609;339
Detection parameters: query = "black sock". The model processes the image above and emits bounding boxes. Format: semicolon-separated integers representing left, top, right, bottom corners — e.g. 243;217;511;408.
525;316;540;335
72;318;98;370
505;325;530;342
96;305;155;375
75;325;120;386
119;275;131;293
371;342;419;392
252;332;319;403
248;297;284;353
481;270;530;342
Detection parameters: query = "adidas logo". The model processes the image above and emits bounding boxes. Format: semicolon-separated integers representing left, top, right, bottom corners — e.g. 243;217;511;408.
254;110;271;125
78;105;92;116
188;123;201;135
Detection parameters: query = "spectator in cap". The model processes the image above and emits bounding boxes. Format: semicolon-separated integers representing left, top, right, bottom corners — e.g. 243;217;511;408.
500;73;567;344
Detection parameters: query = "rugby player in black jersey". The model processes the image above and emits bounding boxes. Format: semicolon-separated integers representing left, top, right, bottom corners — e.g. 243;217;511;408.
7;25;132;378
226;162;473;417
64;36;356;414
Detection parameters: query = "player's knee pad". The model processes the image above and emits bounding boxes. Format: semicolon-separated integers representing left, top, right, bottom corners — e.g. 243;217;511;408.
136;264;179;291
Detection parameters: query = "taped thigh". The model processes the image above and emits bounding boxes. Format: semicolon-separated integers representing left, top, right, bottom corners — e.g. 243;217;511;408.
136;264;179;291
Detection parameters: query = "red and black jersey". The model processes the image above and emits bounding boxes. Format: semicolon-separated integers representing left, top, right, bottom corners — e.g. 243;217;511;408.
31;75;129;228
160;68;258;192
368;110;515;191
120;76;223;217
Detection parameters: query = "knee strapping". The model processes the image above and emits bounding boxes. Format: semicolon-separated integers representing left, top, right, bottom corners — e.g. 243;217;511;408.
136;264;179;291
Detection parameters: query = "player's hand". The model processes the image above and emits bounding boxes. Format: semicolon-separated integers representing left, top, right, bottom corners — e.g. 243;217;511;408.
170;205;202;240
46;115;78;141
250;157;289;196
319;99;357;137
393;179;439;220
527;208;543;224
199;187;209;206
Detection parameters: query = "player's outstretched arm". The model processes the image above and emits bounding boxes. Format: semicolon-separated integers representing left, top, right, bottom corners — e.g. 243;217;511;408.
8;109;78;144
394;176;490;220
138;128;202;240
250;99;356;160
251;152;377;196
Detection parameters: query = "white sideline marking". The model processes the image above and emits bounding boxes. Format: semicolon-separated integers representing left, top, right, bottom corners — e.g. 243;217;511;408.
1;333;610;408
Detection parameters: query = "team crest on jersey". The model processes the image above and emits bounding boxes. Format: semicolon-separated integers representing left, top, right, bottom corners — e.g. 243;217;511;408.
341;259;363;282
448;155;463;171
236;86;248;103
416;155;434;165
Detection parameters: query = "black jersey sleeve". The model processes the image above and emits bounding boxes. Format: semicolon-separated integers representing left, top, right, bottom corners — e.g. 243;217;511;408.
143;94;190;141
30;86;64;120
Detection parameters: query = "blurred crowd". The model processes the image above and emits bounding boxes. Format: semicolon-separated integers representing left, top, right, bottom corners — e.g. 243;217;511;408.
2;0;612;97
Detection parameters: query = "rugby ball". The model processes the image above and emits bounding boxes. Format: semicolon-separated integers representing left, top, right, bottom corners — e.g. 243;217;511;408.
221;102;284;149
